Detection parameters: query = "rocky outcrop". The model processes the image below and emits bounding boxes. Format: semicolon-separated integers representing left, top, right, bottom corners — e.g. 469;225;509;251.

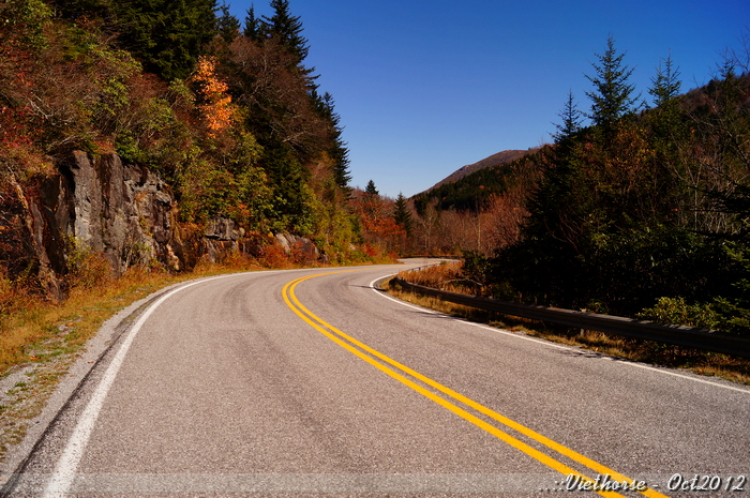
274;232;327;265
9;150;325;297
205;216;243;241
42;150;176;274
274;232;314;256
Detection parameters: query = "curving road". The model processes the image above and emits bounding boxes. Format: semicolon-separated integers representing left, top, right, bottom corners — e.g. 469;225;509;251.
4;262;750;497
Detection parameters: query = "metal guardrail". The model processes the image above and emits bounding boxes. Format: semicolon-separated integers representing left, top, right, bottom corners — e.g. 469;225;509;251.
391;277;750;358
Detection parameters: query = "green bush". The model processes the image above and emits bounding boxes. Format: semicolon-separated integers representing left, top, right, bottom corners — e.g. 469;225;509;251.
0;0;53;48
637;297;722;330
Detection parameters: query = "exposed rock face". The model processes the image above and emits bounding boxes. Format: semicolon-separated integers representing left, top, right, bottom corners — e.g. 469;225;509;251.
205;217;242;241
274;232;326;264
275;232;318;258
47;150;175;274
12;150;325;294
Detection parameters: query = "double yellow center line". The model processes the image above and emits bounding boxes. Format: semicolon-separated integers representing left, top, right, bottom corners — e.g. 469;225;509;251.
282;270;669;498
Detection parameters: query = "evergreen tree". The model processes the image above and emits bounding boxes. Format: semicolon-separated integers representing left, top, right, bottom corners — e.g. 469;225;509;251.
365;180;379;196
263;0;309;65
329;130;351;191
649;54;681;109
315;91;351;190
113;0;218;80
552;89;583;143
217;2;240;44
646;54;685;177
585;36;639;130
394;193;413;236
263;145;314;233
47;0;109;22
243;4;262;40
644;53;694;228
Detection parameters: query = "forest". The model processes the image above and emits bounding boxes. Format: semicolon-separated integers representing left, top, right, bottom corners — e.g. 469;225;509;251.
1;0;749;335
406;36;750;335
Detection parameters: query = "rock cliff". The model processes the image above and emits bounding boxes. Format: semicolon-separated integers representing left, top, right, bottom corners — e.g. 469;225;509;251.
2;150;322;300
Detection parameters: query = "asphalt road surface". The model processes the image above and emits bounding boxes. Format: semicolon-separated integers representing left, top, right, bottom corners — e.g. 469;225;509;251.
3;261;749;497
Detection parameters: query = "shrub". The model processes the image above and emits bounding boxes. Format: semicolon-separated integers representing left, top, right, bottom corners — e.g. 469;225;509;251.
637;297;722;331
261;244;289;269
65;238;111;289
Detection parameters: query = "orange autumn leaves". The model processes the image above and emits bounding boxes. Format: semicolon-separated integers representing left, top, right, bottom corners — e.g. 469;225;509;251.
349;190;405;252
193;56;235;137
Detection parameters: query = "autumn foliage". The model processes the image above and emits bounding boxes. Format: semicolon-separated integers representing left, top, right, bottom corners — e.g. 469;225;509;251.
348;188;405;254
399;35;750;336
193;56;236;137
0;0;367;310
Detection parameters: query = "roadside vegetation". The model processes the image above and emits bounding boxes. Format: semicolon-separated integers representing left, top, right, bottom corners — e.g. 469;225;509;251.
0;0;407;303
390;262;750;386
0;0;402;398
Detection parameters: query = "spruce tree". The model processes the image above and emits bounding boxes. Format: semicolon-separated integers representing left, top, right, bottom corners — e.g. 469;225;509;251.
217;2;240;44
113;0;218;80
365;180;379;196
553;90;583;143
47;0;109;22
585;36;638;130
394;193;413;236
649;54;681;109
647;53;684;153
243;5;263;40
263;0;309;65
309;88;351;191
318;92;351;190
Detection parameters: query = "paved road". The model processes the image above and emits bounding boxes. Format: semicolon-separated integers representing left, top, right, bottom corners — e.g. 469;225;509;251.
4;262;750;497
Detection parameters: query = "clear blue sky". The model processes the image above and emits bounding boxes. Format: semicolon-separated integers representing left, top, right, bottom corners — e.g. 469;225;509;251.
226;0;750;198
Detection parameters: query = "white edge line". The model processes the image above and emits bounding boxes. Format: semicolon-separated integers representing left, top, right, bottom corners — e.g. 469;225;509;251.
41;270;252;497
370;274;750;395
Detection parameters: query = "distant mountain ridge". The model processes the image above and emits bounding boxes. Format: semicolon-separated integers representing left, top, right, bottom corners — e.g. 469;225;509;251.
425;149;537;192
411;147;543;214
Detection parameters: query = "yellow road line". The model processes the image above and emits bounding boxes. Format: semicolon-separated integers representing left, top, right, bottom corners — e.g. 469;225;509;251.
283;271;669;498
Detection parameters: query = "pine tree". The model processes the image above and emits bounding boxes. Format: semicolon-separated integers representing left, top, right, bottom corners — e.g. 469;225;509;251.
112;0;219;80
585;36;639;130
316;92;351;191
243;5;263;40
47;0;108;22
394;193;413;236
646;53;684;156
217;2;240;44
553;90;583;143
365;180;379;196
649;54;681;109
263;0;309;65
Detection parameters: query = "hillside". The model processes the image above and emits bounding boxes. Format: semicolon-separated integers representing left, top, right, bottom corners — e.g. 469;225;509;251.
425;149;537;193
0;0;409;303
411;148;542;214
